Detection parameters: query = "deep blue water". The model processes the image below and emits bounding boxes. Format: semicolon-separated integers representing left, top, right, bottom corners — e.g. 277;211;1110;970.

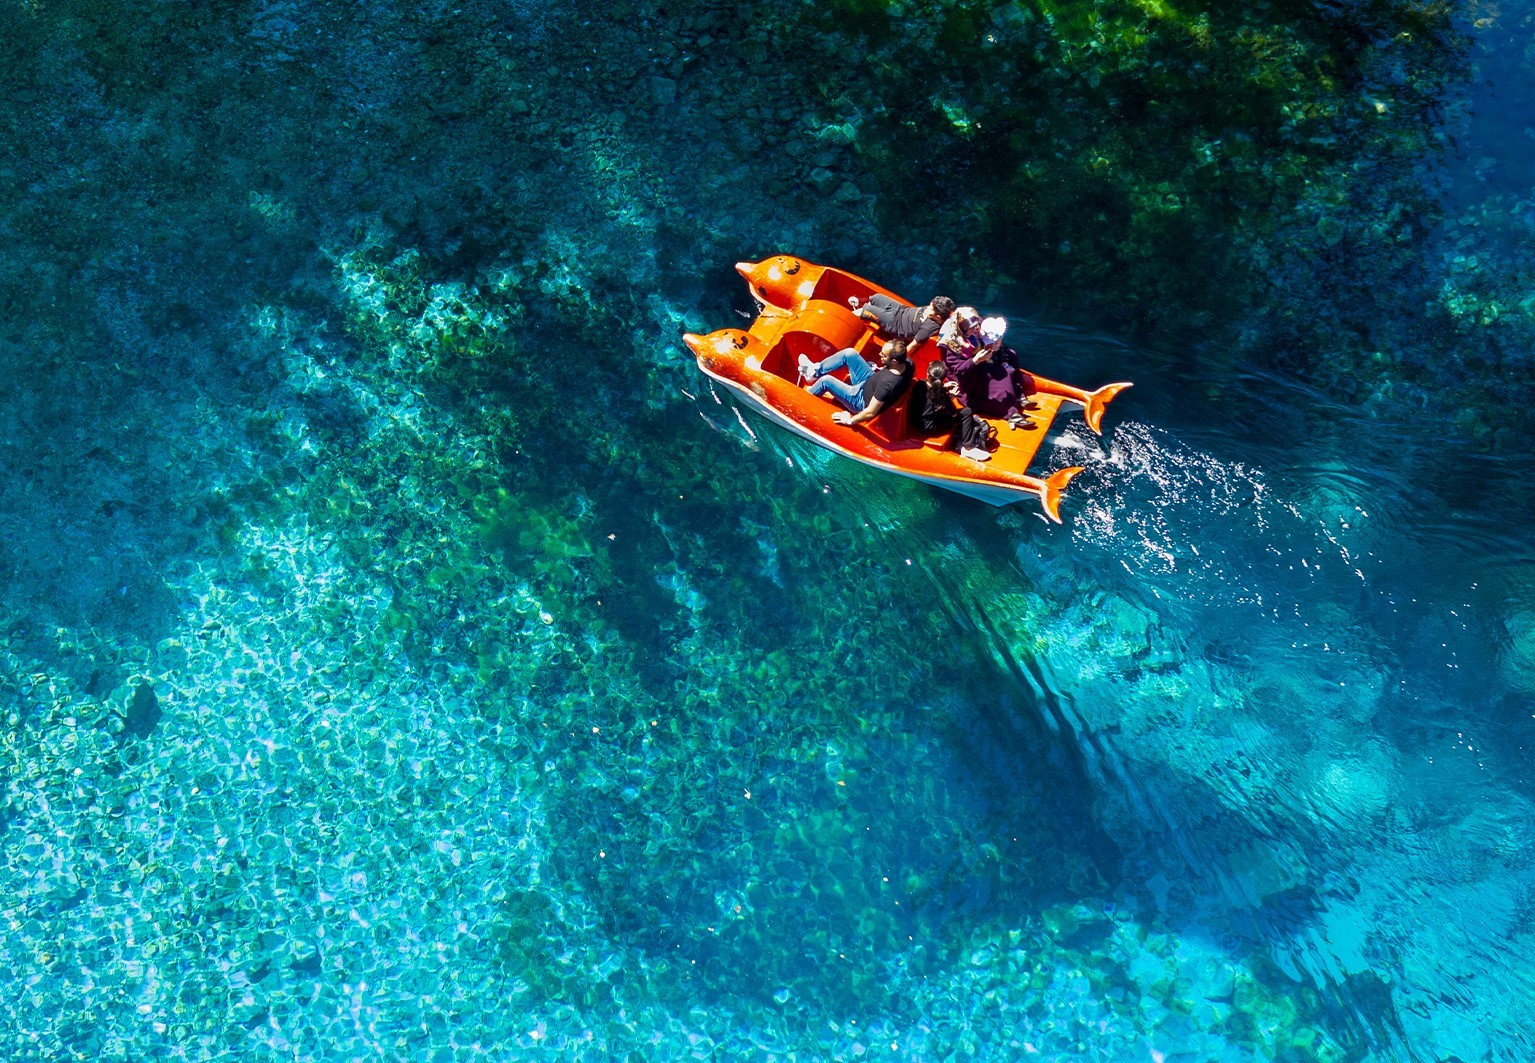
694;316;1535;1059
4;1;1535;1060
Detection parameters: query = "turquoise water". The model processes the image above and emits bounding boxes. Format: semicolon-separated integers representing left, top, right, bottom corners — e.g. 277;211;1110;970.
4;0;1535;1060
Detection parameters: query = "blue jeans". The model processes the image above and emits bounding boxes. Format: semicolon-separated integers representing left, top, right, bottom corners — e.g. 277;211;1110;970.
807;348;872;412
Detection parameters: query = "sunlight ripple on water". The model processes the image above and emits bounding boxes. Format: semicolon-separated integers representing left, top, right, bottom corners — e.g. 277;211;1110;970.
984;404;1535;1061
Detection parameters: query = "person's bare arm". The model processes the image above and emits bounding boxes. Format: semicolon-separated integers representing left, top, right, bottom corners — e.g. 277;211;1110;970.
834;398;886;427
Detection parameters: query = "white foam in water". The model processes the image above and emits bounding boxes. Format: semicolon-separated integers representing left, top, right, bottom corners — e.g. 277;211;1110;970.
1065;419;1374;616
1072;420;1264;559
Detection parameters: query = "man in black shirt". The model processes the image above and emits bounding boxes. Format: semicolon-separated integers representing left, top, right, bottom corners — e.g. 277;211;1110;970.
852;294;956;352
798;340;914;427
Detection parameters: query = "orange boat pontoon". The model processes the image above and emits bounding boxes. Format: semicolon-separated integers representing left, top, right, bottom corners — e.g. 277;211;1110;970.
684;255;1131;522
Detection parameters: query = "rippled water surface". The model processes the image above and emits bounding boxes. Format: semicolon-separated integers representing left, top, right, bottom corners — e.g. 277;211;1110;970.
4;0;1535;1060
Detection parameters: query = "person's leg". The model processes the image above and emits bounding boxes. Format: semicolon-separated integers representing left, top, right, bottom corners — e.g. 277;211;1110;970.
959;409;991;457
999;361;1037;427
863;294;899;331
809;373;867;412
842;352;874;389
946;408;971;451
799;346;860;383
967;363;1023;420
808;350;872;411
1003;394;1036;430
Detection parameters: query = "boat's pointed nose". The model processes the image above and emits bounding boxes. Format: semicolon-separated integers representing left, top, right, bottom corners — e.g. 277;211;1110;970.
683;332;705;356
734;261;756;280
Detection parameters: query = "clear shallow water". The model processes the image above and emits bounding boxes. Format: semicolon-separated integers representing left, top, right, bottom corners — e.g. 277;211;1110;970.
4;1;1535;1061
701;326;1535;1060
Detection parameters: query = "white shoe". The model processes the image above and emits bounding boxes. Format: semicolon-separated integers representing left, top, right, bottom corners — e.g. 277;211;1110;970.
960;447;991;462
797;354;817;382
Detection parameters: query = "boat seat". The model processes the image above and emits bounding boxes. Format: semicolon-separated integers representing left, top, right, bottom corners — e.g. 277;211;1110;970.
870;397;910;445
809;271;875;310
804;383;920;449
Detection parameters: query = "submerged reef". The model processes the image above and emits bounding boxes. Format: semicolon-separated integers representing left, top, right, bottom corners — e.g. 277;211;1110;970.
752;0;1507;435
0;239;1353;1059
2;0;1533;1060
1;0;1518;446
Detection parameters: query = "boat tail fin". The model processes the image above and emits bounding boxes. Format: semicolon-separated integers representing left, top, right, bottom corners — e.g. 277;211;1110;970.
1039;466;1084;524
1083;382;1133;435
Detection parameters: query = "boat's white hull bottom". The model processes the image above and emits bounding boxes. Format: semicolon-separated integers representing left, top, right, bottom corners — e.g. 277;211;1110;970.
702;368;1032;508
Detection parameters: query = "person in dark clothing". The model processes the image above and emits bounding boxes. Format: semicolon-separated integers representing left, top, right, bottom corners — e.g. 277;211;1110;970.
798;340;914;427
908;361;994;461
939;313;1036;430
850;294;956;352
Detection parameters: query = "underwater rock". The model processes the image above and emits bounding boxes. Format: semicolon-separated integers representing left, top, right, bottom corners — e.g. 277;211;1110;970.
1225;839;1305;906
806;167;838;195
648;76;676;106
832;181;862;206
121;681;162;741
1399;998;1491;1063
1185;955;1236;1003
290;949;323;976
1302;746;1394;825
1041;904;1080;938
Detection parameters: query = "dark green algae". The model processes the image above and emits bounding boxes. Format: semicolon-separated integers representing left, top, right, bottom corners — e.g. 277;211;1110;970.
0;0;1506;450
782;0;1481;424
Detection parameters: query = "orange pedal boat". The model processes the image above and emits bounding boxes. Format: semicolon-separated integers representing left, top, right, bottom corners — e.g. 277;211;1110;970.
684;255;1131;522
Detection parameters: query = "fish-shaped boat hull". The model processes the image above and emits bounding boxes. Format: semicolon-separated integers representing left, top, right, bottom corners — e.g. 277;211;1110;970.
684;255;1130;522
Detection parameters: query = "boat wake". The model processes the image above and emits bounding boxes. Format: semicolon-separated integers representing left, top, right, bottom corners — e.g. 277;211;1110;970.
1058;418;1380;622
969;413;1535;1061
